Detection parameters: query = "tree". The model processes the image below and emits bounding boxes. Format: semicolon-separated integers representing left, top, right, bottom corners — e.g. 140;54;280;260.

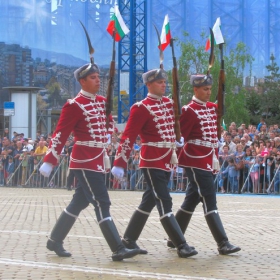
175;31;209;105
257;53;280;124
37;94;48;110
173;32;253;127
221;42;253;126
46;77;63;107
245;91;261;124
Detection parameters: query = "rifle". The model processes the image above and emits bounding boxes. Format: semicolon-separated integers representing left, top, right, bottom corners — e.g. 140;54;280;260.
216;43;225;140
105;31;116;130
170;38;181;142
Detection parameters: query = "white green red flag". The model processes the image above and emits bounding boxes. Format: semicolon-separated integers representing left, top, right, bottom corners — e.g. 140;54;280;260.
107;4;129;42
159;14;171;51
205;17;224;51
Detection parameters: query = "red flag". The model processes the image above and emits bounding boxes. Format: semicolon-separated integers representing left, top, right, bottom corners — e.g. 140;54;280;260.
205;36;211;51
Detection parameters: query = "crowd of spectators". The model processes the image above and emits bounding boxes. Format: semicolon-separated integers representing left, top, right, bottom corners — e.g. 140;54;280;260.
217;119;280;194
2;118;280;195
109;118;280;194
0;128;62;187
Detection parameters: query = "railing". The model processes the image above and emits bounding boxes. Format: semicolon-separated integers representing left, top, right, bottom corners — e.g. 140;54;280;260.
215;155;279;195
1;153;279;195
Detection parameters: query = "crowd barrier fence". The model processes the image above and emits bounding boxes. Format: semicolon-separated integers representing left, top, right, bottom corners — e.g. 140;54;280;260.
1;154;279;195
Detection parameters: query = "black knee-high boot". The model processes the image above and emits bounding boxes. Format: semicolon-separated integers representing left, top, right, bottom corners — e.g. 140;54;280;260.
205;211;241;255
122;209;149;254
167;209;193;248
99;218;140;261
160;213;197;258
46;210;77;257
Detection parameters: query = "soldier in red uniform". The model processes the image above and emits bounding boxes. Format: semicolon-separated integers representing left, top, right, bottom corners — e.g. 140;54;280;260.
167;74;241;255
39;63;140;261
111;68;197;258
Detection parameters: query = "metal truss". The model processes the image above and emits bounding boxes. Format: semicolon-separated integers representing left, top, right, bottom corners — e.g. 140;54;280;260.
118;0;147;123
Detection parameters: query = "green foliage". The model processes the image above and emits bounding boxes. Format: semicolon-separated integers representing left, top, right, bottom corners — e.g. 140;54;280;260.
257;54;280;125
37;94;48;110
224;93;250;126
245;91;261;124
174;32;253;126
176;31;209;105
45;77;63;107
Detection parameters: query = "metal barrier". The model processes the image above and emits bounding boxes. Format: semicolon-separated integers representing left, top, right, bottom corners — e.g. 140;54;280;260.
1;153;279;195
217;154;279;195
267;160;280;194
5;156;50;188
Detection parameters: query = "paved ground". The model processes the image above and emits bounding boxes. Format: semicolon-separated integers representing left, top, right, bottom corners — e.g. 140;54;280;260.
0;187;279;280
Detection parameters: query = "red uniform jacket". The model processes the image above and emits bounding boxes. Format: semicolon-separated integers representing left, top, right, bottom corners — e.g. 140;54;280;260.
114;94;177;171
178;96;219;173
43;90;113;172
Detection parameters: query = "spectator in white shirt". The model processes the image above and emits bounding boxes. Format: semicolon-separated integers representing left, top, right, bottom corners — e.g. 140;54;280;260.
22;138;33;153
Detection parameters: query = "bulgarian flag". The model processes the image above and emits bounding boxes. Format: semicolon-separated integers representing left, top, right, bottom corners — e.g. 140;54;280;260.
205;17;224;51
159;14;171;51
107;4;129;41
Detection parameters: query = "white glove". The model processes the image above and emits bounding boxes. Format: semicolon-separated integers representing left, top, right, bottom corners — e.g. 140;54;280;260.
175;136;184;148
39;162;53;177
111;166;124;179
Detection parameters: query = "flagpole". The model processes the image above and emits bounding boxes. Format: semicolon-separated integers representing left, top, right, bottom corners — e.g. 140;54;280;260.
105;28;116;130
210;17;225;140
169;25;182;142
